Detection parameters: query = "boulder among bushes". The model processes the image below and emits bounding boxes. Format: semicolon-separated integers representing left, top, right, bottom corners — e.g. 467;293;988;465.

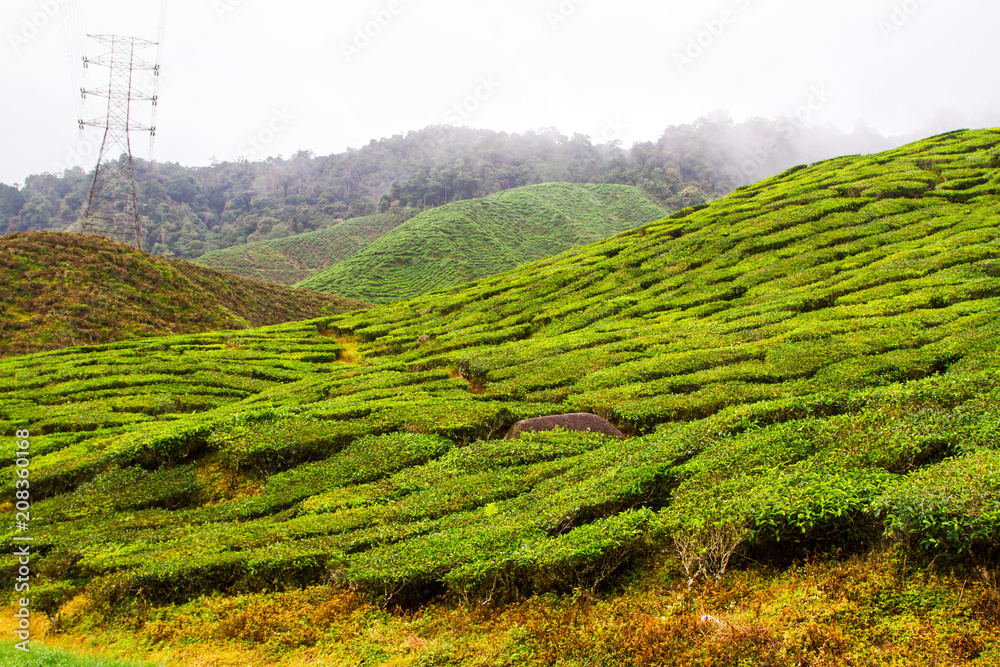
504;413;627;440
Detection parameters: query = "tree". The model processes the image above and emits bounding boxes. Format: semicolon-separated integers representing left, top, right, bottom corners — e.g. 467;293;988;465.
0;183;25;221
18;194;55;232
347;197;375;218
0;119;894;257
164;173;201;204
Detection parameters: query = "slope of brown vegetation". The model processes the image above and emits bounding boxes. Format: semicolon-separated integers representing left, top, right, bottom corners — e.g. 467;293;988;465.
0;231;369;357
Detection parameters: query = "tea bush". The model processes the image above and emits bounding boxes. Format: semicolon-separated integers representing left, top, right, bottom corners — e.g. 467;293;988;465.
880;449;1000;561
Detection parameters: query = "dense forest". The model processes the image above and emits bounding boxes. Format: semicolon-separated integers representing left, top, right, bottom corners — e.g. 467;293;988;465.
0;114;893;261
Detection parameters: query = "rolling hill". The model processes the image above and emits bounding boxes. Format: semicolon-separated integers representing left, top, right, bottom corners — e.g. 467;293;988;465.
2;129;1000;666
0;231;369;357
296;182;671;302
191;208;414;285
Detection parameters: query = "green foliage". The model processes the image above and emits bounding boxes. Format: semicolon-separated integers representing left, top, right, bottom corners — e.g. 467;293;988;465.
47;464;205;519
3;120;746;261
0;642;164;667
193;208;416;284
444;507;658;600
880;449;1000;560
296;183;670;303
2;129;1000;623
749;465;893;549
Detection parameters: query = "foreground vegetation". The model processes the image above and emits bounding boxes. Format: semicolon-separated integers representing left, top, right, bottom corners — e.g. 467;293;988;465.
2;129;1000;665
0;637;163;667
0;231;367;357
297;183;670;302
11;552;998;666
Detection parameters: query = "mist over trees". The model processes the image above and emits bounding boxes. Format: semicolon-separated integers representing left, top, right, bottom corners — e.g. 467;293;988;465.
0;114;897;260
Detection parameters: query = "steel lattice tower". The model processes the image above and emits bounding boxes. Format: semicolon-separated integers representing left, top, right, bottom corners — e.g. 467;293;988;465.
79;34;159;250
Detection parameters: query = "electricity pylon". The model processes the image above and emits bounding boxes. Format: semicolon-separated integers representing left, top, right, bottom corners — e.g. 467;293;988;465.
79;34;159;250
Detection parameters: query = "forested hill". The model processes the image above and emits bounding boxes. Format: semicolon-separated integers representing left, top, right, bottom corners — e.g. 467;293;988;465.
296;183;670;303
0;115;893;262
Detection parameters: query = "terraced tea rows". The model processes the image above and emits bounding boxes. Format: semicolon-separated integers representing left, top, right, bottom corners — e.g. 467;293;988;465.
2;130;999;632
192;209;413;285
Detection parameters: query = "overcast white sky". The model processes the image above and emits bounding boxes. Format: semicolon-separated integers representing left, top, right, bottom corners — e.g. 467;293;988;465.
2;0;999;186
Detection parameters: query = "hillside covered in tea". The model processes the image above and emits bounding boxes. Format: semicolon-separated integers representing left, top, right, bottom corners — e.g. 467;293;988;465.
0;231;368;357
191;208;415;285
297;182;670;303
2;129;999;666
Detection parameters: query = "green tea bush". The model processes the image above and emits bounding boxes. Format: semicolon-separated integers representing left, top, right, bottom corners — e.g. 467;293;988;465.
747;465;893;555
880;449;1000;561
264;432;453;515
441;430;608;471
5;128;1000;615
48;464;204;519
345;518;537;604
211;415;352;475
444;507;658;600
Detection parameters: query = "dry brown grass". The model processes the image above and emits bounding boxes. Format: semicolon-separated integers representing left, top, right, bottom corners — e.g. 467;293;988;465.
10;556;1000;666
0;231;369;357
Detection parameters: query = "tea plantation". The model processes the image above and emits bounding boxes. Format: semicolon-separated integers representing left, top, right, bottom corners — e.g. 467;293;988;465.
296;182;670;302
3;129;999;665
192;208;414;285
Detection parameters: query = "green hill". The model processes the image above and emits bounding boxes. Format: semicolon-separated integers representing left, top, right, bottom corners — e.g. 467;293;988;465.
191;209;414;285
0;231;369;357
3;130;1000;666
296;182;671;302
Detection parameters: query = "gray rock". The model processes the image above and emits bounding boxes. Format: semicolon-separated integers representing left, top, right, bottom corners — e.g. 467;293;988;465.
504;413;626;440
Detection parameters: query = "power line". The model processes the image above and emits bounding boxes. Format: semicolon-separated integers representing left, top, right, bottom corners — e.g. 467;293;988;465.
145;0;169;222
61;0;88;126
79;34;159;250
